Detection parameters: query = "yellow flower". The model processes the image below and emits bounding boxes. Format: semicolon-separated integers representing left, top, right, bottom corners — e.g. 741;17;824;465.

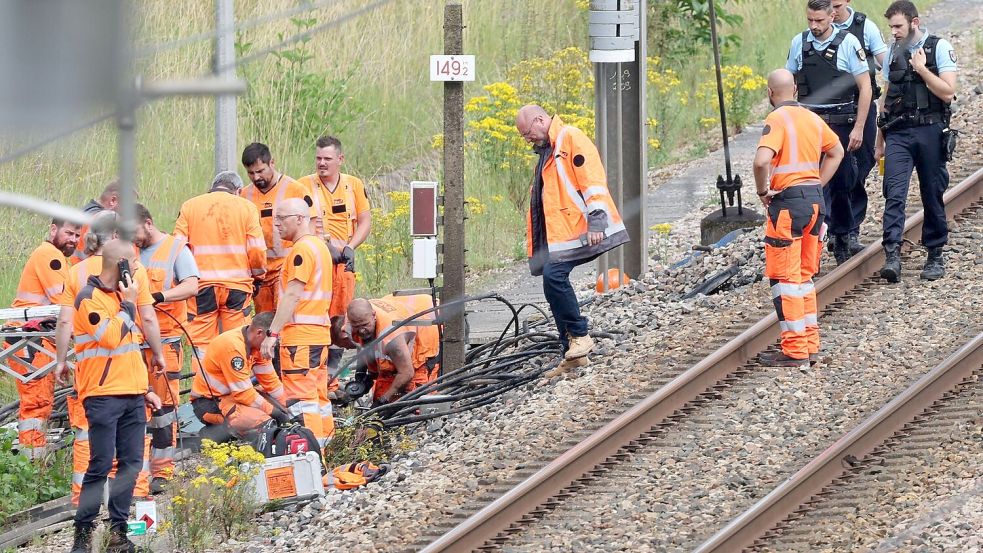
431;133;444;149
650;223;672;236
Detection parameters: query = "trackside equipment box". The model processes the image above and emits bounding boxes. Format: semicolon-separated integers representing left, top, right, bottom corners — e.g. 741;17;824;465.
249;452;325;503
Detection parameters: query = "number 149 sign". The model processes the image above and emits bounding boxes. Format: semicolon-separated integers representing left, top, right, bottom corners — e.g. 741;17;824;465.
430;55;475;82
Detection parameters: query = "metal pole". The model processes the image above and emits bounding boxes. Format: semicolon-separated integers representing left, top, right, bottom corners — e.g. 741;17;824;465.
708;0;737;216
215;0;237;173
117;102;137;240
440;2;466;373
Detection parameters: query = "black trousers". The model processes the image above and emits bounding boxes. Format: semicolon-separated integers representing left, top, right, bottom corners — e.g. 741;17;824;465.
825;122;859;237
75;394;146;528
882;122;949;248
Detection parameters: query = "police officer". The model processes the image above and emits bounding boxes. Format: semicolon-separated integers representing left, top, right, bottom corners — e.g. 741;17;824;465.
786;0;872;265
833;0;889;254
875;0;958;282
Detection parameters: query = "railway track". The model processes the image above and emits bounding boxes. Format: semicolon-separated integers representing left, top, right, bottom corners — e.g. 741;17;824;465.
415;169;983;552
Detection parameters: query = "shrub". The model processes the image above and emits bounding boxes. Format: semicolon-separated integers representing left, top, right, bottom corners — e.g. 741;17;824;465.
323;412;415;469
0;429;71;530
161;440;265;552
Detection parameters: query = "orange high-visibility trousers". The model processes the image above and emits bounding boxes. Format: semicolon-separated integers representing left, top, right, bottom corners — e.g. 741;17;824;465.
280;344;334;444
764;186;825;360
254;278;280;315
68;396;151;506
187;285;252;373
10;337;55;458
219;397;273;433
329;263;355;319
145;341;182;480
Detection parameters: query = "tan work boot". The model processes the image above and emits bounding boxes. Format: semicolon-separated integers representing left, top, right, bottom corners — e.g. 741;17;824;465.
543;356;589;379
564;334;594;360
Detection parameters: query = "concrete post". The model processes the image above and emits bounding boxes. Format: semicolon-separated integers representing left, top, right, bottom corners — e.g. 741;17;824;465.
214;0;238;173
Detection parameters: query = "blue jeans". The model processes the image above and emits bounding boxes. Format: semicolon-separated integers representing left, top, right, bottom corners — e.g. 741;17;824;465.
882;122;949;248
75;395;147;528
542;260;589;354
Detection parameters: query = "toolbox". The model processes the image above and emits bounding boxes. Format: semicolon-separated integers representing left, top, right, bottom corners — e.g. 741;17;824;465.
249;451;325;503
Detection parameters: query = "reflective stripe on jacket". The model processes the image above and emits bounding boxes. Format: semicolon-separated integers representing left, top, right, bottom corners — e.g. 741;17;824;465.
525;116;629;269
142;235;190;338
12;242;69;308
239;175;312;281
173;191;266;292
72;276;148;400
190;326;283;412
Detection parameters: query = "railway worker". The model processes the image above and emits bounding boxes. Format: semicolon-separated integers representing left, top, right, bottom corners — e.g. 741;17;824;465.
832;0;890;254
875;0;958;282
753;69;844;367
174;171;266;373
239;142;315;314
71;181;120;265
190;312;289;440
785;0;872;265
133;203;200;492
260;198;335;445
514;104;629;378
7;217;80;458
65;240;162;553
347;294;440;406
55;212;161;503
296;136;372;385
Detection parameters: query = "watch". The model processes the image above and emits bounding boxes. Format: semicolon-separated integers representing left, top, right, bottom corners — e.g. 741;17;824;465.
266;330;279;338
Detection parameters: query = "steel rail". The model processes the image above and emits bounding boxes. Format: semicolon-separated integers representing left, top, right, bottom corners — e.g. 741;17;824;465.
420;168;983;553
695;331;983;553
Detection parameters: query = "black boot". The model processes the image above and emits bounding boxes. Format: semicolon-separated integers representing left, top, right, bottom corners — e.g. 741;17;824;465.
848;232;864;255
832;235;850;265
71;522;93;553
920;247;945;280
106;523;137;553
880;243;902;282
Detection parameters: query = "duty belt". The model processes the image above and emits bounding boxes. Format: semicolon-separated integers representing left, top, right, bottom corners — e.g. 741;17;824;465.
893;113;944;129
806;105;858;126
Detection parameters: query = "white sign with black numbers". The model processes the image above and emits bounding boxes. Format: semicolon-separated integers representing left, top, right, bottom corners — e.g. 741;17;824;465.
430;55;475;82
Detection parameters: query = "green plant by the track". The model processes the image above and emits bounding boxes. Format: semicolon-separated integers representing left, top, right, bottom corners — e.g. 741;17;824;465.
0;429;72;530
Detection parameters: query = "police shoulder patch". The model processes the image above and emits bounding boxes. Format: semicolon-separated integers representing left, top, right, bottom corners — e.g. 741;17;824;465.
857;47;866;62
231;356;245;372
573;154;585;167
762;124;771;136
949;50;957;63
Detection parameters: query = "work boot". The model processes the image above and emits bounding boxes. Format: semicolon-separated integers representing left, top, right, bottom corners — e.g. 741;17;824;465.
106;524;137;553
848;232;864;255
920;247;945;280
543;356;589;379
150;477;167;495
758;351;810;367
832;235;851;265
879;243;902;283
71;523;94;553
564;334;594;360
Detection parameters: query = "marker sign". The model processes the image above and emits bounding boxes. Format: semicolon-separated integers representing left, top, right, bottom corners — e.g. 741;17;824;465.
430;55;475;82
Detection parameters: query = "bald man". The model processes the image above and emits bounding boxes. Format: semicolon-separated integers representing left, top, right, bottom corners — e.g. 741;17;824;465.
753;69;844;367
515;104;629;378
261;198;335;446
67;239;161;553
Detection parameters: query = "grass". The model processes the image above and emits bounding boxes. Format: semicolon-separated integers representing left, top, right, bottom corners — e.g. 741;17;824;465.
0;0;921;306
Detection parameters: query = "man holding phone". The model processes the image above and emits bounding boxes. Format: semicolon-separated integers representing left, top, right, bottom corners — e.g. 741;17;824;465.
64;240;161;553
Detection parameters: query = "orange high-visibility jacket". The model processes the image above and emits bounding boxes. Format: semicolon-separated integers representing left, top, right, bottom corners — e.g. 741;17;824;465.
72;276;148;400
173;191;266;292
141;235;193;338
69;200;106;266
190;326;283;413
279;235;334;345
239;176;314;283
12;242;69;307
758;102;839;191
526;116;629;267
57;256;153;310
297;173;371;242
360;294;439;383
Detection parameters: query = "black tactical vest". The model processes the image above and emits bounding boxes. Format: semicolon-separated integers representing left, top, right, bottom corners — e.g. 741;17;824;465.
845;12;880;98
884;35;948;118
795;30;860;107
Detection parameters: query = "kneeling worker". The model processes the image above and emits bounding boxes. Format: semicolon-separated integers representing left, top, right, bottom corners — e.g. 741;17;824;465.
347;295;439;405
190;312;290;437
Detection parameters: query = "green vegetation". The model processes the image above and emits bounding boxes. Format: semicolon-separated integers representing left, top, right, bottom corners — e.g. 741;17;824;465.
0;429;72;530
0;0;912;304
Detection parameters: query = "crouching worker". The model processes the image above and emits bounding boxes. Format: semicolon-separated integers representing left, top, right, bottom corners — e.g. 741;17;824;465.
190;312;291;441
347;295;440;406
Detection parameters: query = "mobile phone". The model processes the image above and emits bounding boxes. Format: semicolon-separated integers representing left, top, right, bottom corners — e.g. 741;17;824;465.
118;258;131;287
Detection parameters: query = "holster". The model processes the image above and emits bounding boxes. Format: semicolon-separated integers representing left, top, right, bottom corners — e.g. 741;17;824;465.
942;127;958;162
